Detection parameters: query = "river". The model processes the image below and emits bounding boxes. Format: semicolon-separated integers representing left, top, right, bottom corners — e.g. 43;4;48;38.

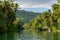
0;30;59;40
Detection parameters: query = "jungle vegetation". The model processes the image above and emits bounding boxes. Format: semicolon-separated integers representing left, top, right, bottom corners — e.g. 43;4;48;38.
0;0;18;32
23;1;60;31
0;0;60;32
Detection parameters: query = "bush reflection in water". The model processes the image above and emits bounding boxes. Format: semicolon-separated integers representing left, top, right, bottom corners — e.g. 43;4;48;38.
0;30;58;40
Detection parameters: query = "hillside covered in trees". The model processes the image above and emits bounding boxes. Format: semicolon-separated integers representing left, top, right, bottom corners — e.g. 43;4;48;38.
23;3;60;32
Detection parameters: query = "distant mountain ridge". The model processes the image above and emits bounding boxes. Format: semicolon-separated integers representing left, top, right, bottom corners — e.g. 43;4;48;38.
16;10;40;25
16;10;39;18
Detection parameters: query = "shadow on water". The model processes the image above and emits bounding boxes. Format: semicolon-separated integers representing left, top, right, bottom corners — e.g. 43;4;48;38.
0;33;7;40
7;32;17;40
0;32;18;40
0;30;59;40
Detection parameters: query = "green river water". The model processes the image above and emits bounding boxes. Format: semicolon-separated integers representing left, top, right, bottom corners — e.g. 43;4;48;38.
0;30;59;40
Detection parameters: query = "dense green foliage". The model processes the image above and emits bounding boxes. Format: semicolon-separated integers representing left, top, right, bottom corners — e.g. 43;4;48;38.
23;3;60;31
0;1;40;32
0;1;18;32
0;0;60;32
23;10;53;30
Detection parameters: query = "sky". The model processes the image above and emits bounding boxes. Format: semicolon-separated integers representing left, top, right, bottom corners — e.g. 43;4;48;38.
14;0;57;13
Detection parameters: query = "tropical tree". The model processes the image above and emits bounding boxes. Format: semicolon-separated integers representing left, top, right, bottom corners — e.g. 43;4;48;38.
52;3;60;29
0;1;18;32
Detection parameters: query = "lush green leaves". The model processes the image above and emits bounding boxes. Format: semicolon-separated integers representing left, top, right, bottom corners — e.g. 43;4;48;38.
0;1;18;32
23;3;60;31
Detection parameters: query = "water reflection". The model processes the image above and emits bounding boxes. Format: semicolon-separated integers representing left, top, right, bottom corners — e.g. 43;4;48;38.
0;30;59;40
58;32;60;40
7;32;17;40
0;32;17;40
18;30;58;40
53;32;58;40
0;33;7;40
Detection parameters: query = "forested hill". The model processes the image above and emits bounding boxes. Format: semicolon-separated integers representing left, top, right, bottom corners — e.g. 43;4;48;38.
16;10;40;25
16;10;39;18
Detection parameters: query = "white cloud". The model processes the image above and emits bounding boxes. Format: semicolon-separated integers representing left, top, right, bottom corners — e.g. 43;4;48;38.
14;0;57;9
18;4;51;9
